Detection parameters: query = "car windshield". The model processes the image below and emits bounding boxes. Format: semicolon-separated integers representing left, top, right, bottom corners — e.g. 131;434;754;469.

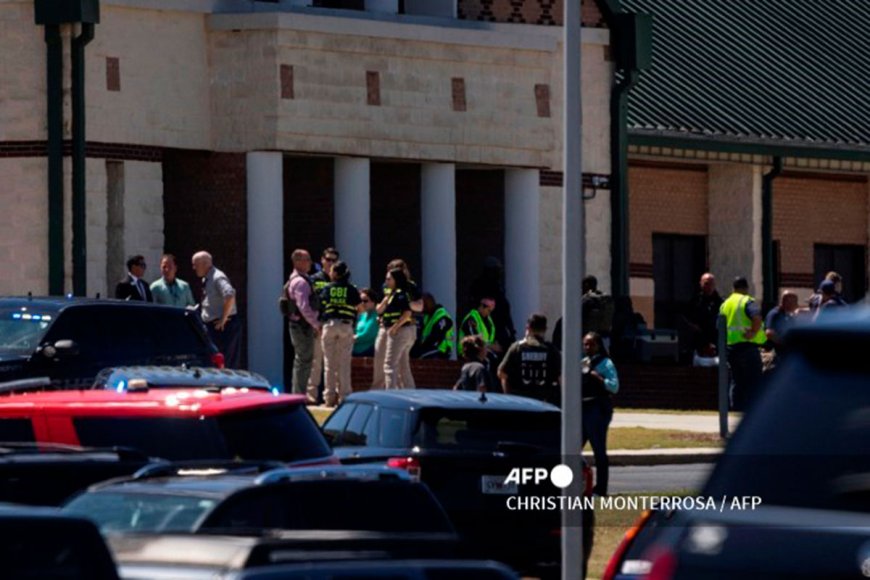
703;353;870;514
415;409;560;452
72;404;332;462
63;491;218;533
0;309;54;355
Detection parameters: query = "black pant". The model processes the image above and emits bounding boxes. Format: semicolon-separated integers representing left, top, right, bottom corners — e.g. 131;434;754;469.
582;396;614;496
727;343;762;412
207;316;242;369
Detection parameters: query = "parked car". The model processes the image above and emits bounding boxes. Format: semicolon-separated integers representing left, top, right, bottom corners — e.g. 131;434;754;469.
321;389;594;576
92;366;271;392
0;388;335;464
65;465;460;579
618;312;870;579
224;560;520;580
0;297;221;391
0;506;119;580
0;442;153;506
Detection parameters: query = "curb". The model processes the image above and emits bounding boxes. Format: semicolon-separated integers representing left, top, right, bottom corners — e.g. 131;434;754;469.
583;449;722;467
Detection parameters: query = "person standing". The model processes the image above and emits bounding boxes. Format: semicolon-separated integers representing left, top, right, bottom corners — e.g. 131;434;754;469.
376;268;415;389
469;257;516;354
808;271;844;312
454;336;497;393
192;251;241;369
319;261;361;407
686;272;724;358
306;247;339;404
762;290;798;373
719;277;765;411
286;249;321;402
115;255;153;302
581;331;619;496
552;275;613;352
353;288;379;357
371;259;422;389
497;314;561;404
814;279;847;321
412;292;454;360
150;254;195;308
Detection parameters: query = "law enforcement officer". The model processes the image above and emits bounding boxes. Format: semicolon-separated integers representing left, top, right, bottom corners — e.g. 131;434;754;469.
497;313;561;405
318;260;361;407
719;276;765;411
307;247;339;402
412;292;454;359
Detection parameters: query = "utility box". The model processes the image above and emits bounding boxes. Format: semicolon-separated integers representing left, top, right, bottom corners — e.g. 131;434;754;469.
35;0;100;25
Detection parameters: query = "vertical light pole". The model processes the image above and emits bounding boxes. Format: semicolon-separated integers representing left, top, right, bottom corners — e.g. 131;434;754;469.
562;1;584;578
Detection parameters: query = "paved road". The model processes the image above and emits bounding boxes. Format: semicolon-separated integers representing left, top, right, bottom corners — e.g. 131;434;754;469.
609;463;713;494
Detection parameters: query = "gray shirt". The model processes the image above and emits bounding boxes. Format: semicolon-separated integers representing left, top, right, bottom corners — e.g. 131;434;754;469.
200;266;237;323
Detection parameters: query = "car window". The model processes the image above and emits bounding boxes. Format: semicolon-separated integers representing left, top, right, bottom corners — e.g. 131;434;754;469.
64;491;218;533
205;480;453;533
414;409;560;452
380;408;411;448
73;417;226;460
0;308;53;355
215;404;332;462
147;310;213;356
704;355;870;513
362;408;380;447
322;403;356;445
0;418;35;442
42;308;104;355
343;404;373;446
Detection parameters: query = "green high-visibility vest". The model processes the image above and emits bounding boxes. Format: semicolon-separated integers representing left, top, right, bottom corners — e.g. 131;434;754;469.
720;293;765;346
422;307;454;356
459;309;495;348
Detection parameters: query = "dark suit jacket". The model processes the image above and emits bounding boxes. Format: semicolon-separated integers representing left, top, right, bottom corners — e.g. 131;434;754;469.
115;275;153;302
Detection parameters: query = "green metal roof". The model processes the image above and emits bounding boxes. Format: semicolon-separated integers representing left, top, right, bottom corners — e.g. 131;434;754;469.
622;0;870;157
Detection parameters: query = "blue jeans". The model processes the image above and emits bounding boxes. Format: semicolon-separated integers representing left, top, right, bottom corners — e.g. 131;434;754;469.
207;316;242;369
583;396;614;496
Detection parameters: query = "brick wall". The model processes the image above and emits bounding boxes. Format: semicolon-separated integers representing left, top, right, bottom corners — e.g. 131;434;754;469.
456;170;505;313
628;164;709;266
773;174;868;277
162;150;247;357
614;363;719;410
370;163;423;288
350;358;463;391
458;0;608;27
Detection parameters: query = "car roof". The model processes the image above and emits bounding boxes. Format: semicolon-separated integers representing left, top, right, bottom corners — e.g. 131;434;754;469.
343;389;560;412
94;366;271;390
0;296;190;313
0;388;305;417
87;465;414;498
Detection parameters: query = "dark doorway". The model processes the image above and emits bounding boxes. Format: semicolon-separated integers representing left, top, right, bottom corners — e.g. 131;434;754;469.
813;244;867;303
652;234;707;329
369;163;422;288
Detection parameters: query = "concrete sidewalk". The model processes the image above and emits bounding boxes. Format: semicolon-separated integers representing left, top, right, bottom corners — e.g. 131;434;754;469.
612;411;741;433
584;447;723;466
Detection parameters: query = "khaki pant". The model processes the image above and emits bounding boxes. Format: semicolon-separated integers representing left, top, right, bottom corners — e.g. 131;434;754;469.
370;327;388;389
384;324;417;389
322;320;355;405
306;327;324;402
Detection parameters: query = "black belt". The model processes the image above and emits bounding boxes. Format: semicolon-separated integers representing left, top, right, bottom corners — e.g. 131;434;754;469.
325;319;353;324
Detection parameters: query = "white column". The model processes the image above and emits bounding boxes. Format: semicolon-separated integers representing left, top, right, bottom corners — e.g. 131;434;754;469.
421;163;457;319
504;168;541;334
246;152;284;386
334;157;371;288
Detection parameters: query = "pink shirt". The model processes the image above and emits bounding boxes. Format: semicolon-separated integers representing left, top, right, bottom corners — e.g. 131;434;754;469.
288;270;320;329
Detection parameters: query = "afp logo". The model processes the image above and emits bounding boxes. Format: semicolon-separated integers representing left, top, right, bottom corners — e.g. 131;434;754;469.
504;464;574;489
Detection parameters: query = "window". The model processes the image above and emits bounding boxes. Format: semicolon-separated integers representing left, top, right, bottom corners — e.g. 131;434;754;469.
0;309;53;355
380;408;411;448
64;491;217;534
322;403;356;445
0;418;35;442
414;409;560;452
652;233;707;329
343;404;373;446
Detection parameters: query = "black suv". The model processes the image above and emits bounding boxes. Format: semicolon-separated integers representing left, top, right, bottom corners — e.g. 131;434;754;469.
0;297;220;390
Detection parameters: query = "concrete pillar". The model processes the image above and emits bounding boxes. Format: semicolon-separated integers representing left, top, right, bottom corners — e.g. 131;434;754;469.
334;158;371;288
421;163;457;320
708;163;764;298
504;168;541;334
246;152;284;386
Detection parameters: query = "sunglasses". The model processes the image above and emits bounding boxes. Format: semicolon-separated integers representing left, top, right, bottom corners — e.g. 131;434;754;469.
324;257;337;263
361;297;372;303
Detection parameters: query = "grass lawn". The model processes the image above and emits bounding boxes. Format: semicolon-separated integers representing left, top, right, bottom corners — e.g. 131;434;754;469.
602;427;723;450
616;408;733;416
309;407;332;426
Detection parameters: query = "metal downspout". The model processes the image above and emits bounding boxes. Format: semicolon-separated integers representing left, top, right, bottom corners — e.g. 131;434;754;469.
45;24;64;295
762;156;783;310
610;68;639;299
71;23;94;296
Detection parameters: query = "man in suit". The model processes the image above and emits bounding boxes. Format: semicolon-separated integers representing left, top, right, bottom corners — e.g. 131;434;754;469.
115;255;153;302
